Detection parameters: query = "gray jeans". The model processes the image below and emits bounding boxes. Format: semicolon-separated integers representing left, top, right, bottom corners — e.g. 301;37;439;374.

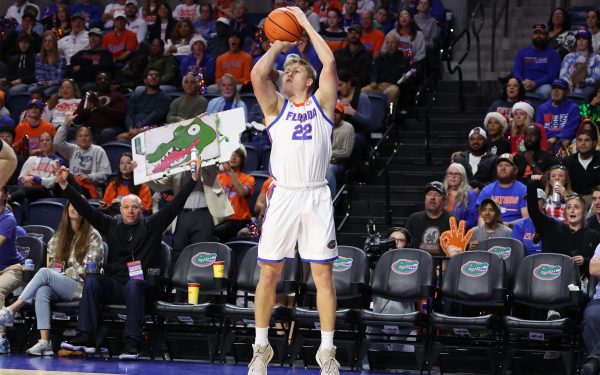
20;268;78;330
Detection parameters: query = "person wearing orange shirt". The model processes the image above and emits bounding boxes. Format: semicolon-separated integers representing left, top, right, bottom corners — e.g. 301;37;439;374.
214;31;252;86
359;10;384;58
14;100;56;155
215;147;255;241
101;153;152;215
101;11;138;62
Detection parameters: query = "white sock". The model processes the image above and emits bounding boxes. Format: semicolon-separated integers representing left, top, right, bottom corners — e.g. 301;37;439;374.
320;330;334;349
255;327;269;346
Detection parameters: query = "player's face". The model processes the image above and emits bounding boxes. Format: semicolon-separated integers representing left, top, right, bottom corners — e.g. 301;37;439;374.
283;63;312;96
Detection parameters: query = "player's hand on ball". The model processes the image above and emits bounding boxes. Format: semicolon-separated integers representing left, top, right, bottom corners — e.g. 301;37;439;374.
271;40;297;52
285;6;310;28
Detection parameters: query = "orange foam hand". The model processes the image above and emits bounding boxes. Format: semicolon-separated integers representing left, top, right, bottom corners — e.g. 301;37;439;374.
439;217;474;256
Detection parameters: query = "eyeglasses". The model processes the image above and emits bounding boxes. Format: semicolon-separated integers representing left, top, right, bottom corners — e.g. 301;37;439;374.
446;172;461;177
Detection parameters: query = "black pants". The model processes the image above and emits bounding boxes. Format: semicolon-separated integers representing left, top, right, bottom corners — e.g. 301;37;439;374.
76;274;159;341
172;209;214;260
212;219;251;242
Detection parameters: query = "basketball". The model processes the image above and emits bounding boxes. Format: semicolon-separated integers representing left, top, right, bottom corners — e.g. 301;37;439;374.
263;8;303;43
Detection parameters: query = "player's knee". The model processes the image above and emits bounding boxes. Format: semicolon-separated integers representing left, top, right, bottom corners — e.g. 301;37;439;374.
259;263;283;286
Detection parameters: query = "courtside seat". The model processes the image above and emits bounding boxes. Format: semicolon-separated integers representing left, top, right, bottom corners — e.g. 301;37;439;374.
476;237;525;284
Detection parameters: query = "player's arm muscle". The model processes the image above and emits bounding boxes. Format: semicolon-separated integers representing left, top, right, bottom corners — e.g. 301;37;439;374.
251;42;289;119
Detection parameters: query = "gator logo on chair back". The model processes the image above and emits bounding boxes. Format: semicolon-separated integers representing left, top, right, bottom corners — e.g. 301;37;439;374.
333;256;353;272
391;259;419;275
191;252;218;267
17;246;30;259
488;246;512;260
533;264;562;281
460;261;489;277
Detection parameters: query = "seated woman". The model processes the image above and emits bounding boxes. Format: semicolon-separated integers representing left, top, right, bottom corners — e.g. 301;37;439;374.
179;34;215;87
511;102;550;153
444;163;478;229
101;153;152;215
487;77;526;118
320;7;348;52
31;31;66;97
0;200;103;356
559;29;600;101
469;198;512;250
382;9;426;63
45;79;82;128
11;132;67;203
53;113;111;199
214;147;255;242
484;112;511;156
543;164;573;223
165;19;195;60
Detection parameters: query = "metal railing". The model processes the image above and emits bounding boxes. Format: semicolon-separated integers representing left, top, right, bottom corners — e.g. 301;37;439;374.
444;26;470;113
414;74;438;166
490;0;510;72
471;2;485;87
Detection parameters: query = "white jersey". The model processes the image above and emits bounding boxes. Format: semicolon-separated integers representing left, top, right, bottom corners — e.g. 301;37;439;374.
266;95;333;186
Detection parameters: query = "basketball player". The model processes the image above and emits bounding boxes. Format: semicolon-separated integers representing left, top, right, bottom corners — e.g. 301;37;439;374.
248;6;339;375
0;139;16;189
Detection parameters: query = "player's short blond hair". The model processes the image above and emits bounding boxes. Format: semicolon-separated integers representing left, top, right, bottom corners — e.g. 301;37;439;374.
283;57;317;82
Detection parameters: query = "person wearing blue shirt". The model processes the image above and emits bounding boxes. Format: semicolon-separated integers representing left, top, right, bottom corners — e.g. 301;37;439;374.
512;24;561;101
69;0;102;28
535;78;581;151
206;73;248;118
444;163;478;229
477;153;528;226
511;188;547;255
179;35;216;86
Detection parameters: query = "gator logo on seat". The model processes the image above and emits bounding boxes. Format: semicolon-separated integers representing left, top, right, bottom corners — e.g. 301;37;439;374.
460;261;489;277
488;246;512;260
333;256;352;272
391;259;419;275
191;252;217;267
533;264;561;281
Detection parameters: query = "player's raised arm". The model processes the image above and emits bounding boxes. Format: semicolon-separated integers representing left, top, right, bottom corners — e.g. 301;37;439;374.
286;6;337;116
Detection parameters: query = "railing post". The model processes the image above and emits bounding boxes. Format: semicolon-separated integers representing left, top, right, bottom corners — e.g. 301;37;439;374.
491;0;497;72
503;0;509;37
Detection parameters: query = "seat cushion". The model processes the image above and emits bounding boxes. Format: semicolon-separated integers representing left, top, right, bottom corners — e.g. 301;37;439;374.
293;307;357;323
431;312;501;330
360;309;425;327
154;301;223;317
503;315;573;333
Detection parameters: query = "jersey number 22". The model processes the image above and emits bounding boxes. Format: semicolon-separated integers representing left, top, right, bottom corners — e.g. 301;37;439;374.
291;123;313;140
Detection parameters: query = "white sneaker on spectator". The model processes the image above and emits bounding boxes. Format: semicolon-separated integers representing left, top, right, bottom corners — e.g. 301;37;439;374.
248;344;273;375
0;307;14;326
27;340;54;356
316;347;340;375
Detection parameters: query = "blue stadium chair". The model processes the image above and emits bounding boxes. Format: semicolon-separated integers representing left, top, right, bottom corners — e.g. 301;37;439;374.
248;171;271;215
242;143;260;171
17;235;45;271
35;197;68;205
101;142;132;174
366;93;388;133
6;92;30;125
27;201;65;229
23;225;55;245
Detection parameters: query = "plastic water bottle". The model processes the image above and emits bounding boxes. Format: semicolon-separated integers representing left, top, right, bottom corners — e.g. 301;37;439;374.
85;258;97;274
23;259;34;271
190;149;198;174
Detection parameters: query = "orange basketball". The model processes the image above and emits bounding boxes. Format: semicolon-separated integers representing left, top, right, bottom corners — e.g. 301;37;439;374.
263;8;303;43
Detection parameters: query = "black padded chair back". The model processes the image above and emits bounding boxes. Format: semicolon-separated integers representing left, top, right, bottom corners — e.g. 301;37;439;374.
160;242;173;280
476;237;525;282
16;235;45;271
27;201;64;230
172;242;233;294
236;246;301;294
588;276;599;302
441;251;507;305
371;248;434;301
512;253;580;308
225;240;260;271
23;225;55;245
305;246;369;299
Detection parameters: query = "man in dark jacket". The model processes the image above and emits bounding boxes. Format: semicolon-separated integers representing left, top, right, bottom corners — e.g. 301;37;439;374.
564;129;600;199
452;127;497;191
1;33;37;94
56;155;201;360
69;28;113;92
334;24;373;88
514;124;557;182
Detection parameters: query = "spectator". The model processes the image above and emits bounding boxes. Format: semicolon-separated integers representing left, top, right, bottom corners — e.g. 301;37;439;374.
357;0;376;15
172;0;199;22
0;185;25;354
214;147;255;242
102;11;139;63
167;74;208;123
382;9;426;62
544;164;573;223
213;0;233;19
484;112;511;156
510;101;550;154
313;0;343;25
69;0;102;28
547;7;575;58
32;31;67;98
338;70;371;164
180;35;216;86
165;19;195;58
230;1;257;41
73;72;127;144
334;24;372;88
207;17;232;58
559;29;600;101
0;200;103;356
58;13;89;67
102;0;126;29
451;127;498;190
488;77;526;118
6;0;40;24
12;132;66;202
296;0;321;32
588;9;600;54
342;0;360;28
143;38;179;87
69;28;114;92
511;24;561;101
587;186;600;234
320;7;347;52
101;153;152;215
213;31;252;87
511;188;546;256
55;157;200;360
405;181;455;254
147;2;175;43
361;33;412;106
1;13;42;58
194;3;216;39
284;33;324;77
514;124;557;182
54;113;111;199
15;100;57;154
477;153;528;226
359;10;385;58
527;176;599;275
570;119;600;154
0;93;9;119
17;5;44;37
468;198;512;249
50;4;72;36
413;0;439;50
535;78;581;151
444;162;478;229
373;6;393;34
45;79;82;128
1;34;37;95
326;100;355;198
206;74;248;117
124;0;147;44
564;129;600;197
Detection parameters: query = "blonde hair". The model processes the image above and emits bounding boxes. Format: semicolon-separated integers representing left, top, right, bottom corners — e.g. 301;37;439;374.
444;163;472;209
59;79;81;99
283;57;317;82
